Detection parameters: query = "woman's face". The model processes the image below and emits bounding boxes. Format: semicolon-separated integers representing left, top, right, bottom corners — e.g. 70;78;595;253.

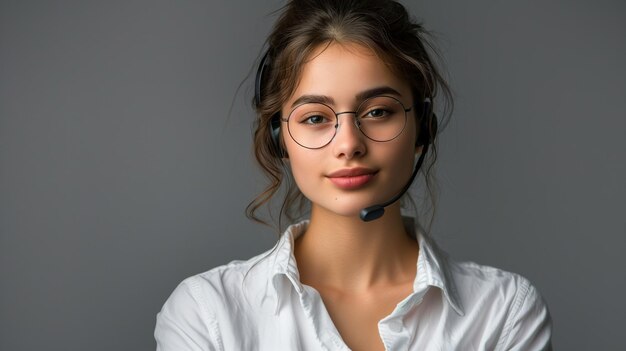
281;42;418;218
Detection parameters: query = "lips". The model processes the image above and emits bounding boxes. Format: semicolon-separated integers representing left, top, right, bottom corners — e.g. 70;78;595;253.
326;167;378;189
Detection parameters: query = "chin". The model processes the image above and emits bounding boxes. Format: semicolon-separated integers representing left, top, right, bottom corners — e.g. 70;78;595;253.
316;207;362;219
311;195;380;219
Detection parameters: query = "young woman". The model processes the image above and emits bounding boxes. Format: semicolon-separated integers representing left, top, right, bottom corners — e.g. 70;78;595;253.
155;1;552;350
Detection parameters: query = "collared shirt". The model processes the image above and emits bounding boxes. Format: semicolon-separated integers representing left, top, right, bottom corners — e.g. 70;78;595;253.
155;219;552;350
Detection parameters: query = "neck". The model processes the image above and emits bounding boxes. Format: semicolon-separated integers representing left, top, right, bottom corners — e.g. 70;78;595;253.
294;203;419;293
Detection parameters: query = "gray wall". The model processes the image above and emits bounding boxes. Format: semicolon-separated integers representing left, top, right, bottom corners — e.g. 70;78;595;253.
1;1;624;350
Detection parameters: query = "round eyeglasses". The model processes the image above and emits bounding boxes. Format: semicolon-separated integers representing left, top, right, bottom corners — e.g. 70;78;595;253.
282;95;412;149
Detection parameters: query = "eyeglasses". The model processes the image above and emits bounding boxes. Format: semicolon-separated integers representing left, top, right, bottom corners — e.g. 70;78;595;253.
282;95;412;149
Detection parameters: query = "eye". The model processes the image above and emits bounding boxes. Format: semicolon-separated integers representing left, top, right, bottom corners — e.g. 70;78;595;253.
290;103;335;127
362;107;392;119
302;114;328;124
366;108;388;118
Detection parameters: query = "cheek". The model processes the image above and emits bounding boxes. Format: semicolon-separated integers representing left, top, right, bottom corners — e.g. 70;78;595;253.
380;142;416;181
288;159;322;203
283;142;319;192
382;122;419;179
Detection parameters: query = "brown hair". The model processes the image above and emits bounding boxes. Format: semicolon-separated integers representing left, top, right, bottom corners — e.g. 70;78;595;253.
247;0;453;233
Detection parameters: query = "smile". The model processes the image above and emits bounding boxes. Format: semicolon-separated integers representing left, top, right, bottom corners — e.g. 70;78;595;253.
326;168;378;190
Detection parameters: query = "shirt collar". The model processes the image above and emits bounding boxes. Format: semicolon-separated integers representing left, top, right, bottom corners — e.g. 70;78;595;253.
270;220;308;296
411;219;465;316
269;218;465;316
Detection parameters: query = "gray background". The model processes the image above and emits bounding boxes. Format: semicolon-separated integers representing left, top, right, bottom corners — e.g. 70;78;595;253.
1;0;624;350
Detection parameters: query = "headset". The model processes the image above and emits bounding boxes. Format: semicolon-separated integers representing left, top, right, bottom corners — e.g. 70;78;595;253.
253;49;438;221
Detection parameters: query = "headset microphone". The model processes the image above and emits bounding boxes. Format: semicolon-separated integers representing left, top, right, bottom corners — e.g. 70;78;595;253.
359;143;428;222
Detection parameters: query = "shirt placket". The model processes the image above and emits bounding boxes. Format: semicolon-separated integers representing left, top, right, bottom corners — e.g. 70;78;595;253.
297;284;352;351
378;288;429;350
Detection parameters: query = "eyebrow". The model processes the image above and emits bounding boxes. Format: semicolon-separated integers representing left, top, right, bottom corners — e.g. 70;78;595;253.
290;86;404;108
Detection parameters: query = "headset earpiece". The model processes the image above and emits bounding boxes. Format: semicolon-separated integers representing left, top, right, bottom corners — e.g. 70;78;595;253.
255;49;286;159
416;100;437;147
269;114;285;158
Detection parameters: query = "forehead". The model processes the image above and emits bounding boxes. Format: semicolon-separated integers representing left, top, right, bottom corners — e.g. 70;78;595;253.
285;42;412;108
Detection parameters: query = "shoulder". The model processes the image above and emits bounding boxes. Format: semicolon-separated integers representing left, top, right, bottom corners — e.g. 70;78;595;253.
446;258;553;350
154;251;275;350
448;258;533;297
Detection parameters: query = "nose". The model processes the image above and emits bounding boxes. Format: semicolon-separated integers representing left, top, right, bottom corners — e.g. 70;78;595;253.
331;113;366;159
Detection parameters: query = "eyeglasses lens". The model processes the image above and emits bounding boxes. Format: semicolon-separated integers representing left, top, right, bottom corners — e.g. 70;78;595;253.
286;96;408;149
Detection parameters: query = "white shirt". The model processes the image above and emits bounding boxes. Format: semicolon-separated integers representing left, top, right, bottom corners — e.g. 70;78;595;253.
155;219;552;350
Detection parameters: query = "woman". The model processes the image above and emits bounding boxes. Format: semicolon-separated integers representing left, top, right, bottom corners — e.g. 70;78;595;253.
155;1;552;350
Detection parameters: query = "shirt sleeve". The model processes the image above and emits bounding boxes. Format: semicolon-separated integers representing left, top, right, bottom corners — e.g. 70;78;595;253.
496;279;553;351
154;277;222;351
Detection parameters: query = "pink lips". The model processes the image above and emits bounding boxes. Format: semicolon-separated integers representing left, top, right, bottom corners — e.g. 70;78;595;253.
326;167;378;190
